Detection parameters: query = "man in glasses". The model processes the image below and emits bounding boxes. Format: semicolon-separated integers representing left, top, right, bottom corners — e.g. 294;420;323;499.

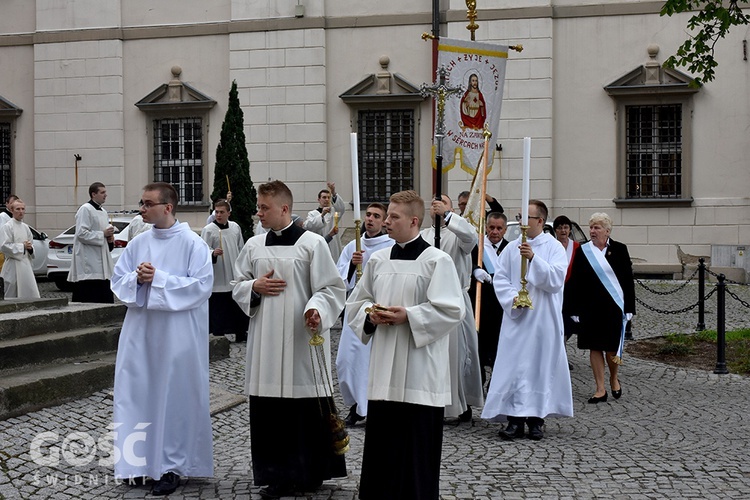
111;182;214;495
481;200;573;441
68;182;115;303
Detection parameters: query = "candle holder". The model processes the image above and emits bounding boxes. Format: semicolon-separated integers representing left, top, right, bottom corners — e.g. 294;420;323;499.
513;225;533;309
354;219;362;281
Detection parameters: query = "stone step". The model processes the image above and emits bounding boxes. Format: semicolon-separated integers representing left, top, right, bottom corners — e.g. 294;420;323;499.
0;297;69;314
0;303;126;341
0;325;121;372
0;353;118;420
0;335;231;420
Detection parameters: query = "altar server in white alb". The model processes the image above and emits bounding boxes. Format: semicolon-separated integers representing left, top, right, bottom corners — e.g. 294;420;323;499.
0;199;40;299
303;181;347;260
200;199;248;341
232;180;346;499
420;194;483;422
68;182;115;303
347;190;464;500
111;182;214;496
482;199;573;441
335;202;394;427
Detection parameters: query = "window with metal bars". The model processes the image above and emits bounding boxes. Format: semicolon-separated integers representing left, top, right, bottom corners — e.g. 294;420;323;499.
153;117;203;204
0;123;10;203
357;110;415;203
625;104;682;199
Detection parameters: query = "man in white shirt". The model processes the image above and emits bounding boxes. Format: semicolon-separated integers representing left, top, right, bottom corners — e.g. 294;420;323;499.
347;190;464;500
111;182;214;495
0;199;40;299
232;180;347;499
335;202;394;427
68;182;115;303
303;181;346;260
200;199;248;341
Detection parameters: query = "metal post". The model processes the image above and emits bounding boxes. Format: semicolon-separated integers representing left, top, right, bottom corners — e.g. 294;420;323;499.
714;274;728;374
697;257;706;331
434;139;443;249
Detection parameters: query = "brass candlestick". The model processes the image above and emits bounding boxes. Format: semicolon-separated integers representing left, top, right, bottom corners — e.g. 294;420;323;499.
354;219;362;281
333;211;339;230
513;225;533;309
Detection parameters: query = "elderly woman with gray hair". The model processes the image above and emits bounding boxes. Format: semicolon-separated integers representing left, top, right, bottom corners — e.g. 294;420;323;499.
563;213;635;403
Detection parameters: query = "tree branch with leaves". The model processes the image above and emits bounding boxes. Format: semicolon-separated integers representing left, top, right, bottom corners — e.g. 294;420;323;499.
661;0;749;85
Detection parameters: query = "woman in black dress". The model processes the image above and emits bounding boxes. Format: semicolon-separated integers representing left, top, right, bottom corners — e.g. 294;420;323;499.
563;213;635;403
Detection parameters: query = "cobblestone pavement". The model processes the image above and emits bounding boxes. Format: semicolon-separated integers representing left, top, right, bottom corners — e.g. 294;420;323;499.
1;280;749;499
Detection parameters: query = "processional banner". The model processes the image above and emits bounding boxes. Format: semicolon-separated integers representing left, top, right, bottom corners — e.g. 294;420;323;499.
435;38;508;175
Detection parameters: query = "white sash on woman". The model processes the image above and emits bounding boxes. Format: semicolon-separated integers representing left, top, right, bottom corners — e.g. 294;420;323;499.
581;241;628;363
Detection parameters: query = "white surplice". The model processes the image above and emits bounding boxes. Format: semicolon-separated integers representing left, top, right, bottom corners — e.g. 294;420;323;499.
421;214;484;417
303;194;347;260
335;233;394;417
68;202;114;282
482;232;574;422
201;221;244;292
127;214;152;240
232;230;346;398
0;219;40;298
111;221;214;480
346;243;464;406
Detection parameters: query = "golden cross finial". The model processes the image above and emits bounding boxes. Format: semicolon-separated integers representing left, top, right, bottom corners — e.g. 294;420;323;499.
466;0;478;40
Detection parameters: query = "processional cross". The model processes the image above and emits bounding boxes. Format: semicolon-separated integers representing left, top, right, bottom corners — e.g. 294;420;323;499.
420;66;462;249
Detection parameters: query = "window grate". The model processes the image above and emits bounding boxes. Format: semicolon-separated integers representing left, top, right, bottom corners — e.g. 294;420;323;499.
0;123;11;204
357;110;415;203
153;118;203;204
625;104;682;199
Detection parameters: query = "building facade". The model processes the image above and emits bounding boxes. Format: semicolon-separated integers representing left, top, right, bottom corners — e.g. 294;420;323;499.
0;0;748;272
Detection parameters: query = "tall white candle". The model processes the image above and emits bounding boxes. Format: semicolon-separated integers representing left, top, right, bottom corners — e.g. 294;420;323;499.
521;137;531;225
350;133;361;220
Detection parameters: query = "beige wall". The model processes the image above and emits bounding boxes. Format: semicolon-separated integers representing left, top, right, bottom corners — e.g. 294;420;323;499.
0;1;749;267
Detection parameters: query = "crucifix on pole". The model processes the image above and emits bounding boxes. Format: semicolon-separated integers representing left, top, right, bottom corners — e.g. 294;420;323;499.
420;66;462;249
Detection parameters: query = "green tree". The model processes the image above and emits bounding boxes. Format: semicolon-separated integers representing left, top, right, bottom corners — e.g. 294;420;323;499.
211;80;257;240
661;0;749;86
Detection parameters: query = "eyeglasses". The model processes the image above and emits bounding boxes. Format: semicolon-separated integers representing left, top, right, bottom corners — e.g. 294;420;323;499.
138;200;169;209
515;213;542;222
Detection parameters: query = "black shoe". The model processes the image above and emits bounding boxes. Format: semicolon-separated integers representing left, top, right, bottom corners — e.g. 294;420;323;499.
151;472;180;496
498;421;525;440
344;404;365;427
588;392;608;404
458;407;473;423
259;484;294;499
527;421;544;441
121;476;147;486
612;381;622;399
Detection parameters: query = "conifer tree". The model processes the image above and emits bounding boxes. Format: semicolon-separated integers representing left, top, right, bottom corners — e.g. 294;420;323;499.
211;80;257;240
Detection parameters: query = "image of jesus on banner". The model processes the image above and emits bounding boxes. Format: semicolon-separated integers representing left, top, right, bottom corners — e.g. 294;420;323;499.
435;38;507;175
460;73;486;131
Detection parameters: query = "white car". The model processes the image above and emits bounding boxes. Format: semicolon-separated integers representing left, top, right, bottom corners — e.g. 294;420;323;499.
46;212;137;291
28;226;50;277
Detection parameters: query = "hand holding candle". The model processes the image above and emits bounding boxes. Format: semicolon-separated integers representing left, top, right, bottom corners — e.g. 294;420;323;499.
350;133;361;220
521;137;531;225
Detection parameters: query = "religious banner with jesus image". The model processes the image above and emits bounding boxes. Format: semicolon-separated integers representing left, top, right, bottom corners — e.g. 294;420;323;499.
435;38;508;175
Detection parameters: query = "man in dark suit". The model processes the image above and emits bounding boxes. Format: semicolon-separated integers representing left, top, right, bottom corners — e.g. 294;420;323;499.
469;212;508;387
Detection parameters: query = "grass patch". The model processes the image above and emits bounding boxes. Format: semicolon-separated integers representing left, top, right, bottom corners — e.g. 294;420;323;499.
628;329;750;375
656;343;694;356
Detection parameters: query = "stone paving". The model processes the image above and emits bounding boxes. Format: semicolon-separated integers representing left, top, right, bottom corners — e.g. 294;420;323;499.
1;279;750;499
